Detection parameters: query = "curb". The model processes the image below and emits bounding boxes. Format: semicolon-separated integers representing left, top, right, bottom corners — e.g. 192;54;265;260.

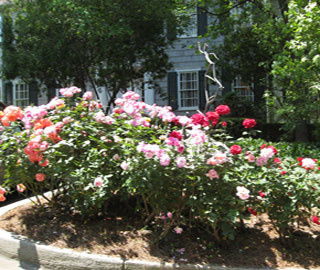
0;196;316;270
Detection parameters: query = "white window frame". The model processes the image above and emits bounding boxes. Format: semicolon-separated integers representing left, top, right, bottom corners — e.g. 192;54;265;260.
232;75;254;102
13;81;29;107
177;69;200;110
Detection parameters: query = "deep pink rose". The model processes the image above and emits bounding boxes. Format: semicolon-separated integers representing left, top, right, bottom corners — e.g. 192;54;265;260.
230;145;242;155
248;207;257;216
215;105;230;115
312;216;320;225
243;118;256;129
190;113;209;127
169;131;182;141
259;190;266;198
205;111;220;121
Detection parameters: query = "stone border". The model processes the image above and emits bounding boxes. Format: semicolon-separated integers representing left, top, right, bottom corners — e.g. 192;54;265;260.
0;196;313;270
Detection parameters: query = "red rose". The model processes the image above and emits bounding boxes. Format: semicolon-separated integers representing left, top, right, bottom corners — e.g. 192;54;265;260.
280;171;287;175
273;157;281;164
222;121;227;127
312;216;320;225
261;144;267;149
190;113;209;127
242;118;256;129
205;111;220;121
169;131;182;141
248;207;257;216
215;105;230;115
259;190;266;198
230;145;242;155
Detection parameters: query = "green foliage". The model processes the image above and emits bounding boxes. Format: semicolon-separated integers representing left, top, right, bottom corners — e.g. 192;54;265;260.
1;0;181;108
201;0;320;141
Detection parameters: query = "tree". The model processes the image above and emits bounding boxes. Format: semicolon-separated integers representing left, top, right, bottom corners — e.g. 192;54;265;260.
199;0;320;141
1;0;182;112
271;0;320;141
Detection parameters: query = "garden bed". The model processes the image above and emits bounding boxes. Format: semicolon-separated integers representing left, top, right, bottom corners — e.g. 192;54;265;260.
0;199;320;269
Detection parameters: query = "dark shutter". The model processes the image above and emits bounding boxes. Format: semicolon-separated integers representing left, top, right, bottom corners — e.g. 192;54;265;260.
167;22;176;42
198;70;206;111
29;81;38;106
167;72;178;111
4;82;13;105
197;7;207;36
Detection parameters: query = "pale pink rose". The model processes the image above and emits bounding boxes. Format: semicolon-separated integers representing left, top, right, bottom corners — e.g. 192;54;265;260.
122;91;140;100
94;112;106;122
120;161;129;170
167;212;173;219
113;154;120;161
260;148;275;160
39;141;49;151
160;154;171;166
63;117;72;124
177;115;192;126
174;227;183;234
34;129;44;136
104;116;114;125
245;153;255;162
176;156;187;168
83;91;93;100
190;129;206;145
206;169;219;179
301;158;316;170
94;177;103;187
256;156;268;166
236;186;250;200
206;152;227;165
123;103;136;115
55;121;64;130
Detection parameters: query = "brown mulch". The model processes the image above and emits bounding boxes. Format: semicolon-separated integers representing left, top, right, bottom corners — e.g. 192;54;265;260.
1;200;320;269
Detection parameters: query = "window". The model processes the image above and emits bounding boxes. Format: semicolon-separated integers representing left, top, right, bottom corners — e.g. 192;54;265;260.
14;82;29;107
168;70;206;111
233;76;254;102
178;10;198;38
170;6;207;39
178;71;198;109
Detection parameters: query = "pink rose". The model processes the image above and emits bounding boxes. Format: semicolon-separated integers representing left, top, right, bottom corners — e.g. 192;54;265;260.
236;186;250;200
176;157;187;168
35;173;46;182
206;169;219;179
160;154;171;166
120;161;129;170
94;177;103;187
242;118;256;129
174;227;183;234
83;91;93;100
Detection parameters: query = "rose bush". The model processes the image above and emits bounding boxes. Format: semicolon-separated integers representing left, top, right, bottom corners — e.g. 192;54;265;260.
0;87;319;242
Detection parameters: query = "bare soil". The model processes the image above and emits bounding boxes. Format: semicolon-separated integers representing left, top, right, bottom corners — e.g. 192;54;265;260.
1;200;320;269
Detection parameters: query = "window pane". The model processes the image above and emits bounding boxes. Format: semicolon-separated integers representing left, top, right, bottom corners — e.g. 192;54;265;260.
179;72;198;108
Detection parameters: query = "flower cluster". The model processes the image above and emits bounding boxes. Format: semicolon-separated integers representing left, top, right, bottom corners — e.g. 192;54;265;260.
0;87;319;243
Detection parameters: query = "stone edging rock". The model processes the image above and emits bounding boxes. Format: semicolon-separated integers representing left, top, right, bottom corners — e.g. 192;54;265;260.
0;196;313;270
